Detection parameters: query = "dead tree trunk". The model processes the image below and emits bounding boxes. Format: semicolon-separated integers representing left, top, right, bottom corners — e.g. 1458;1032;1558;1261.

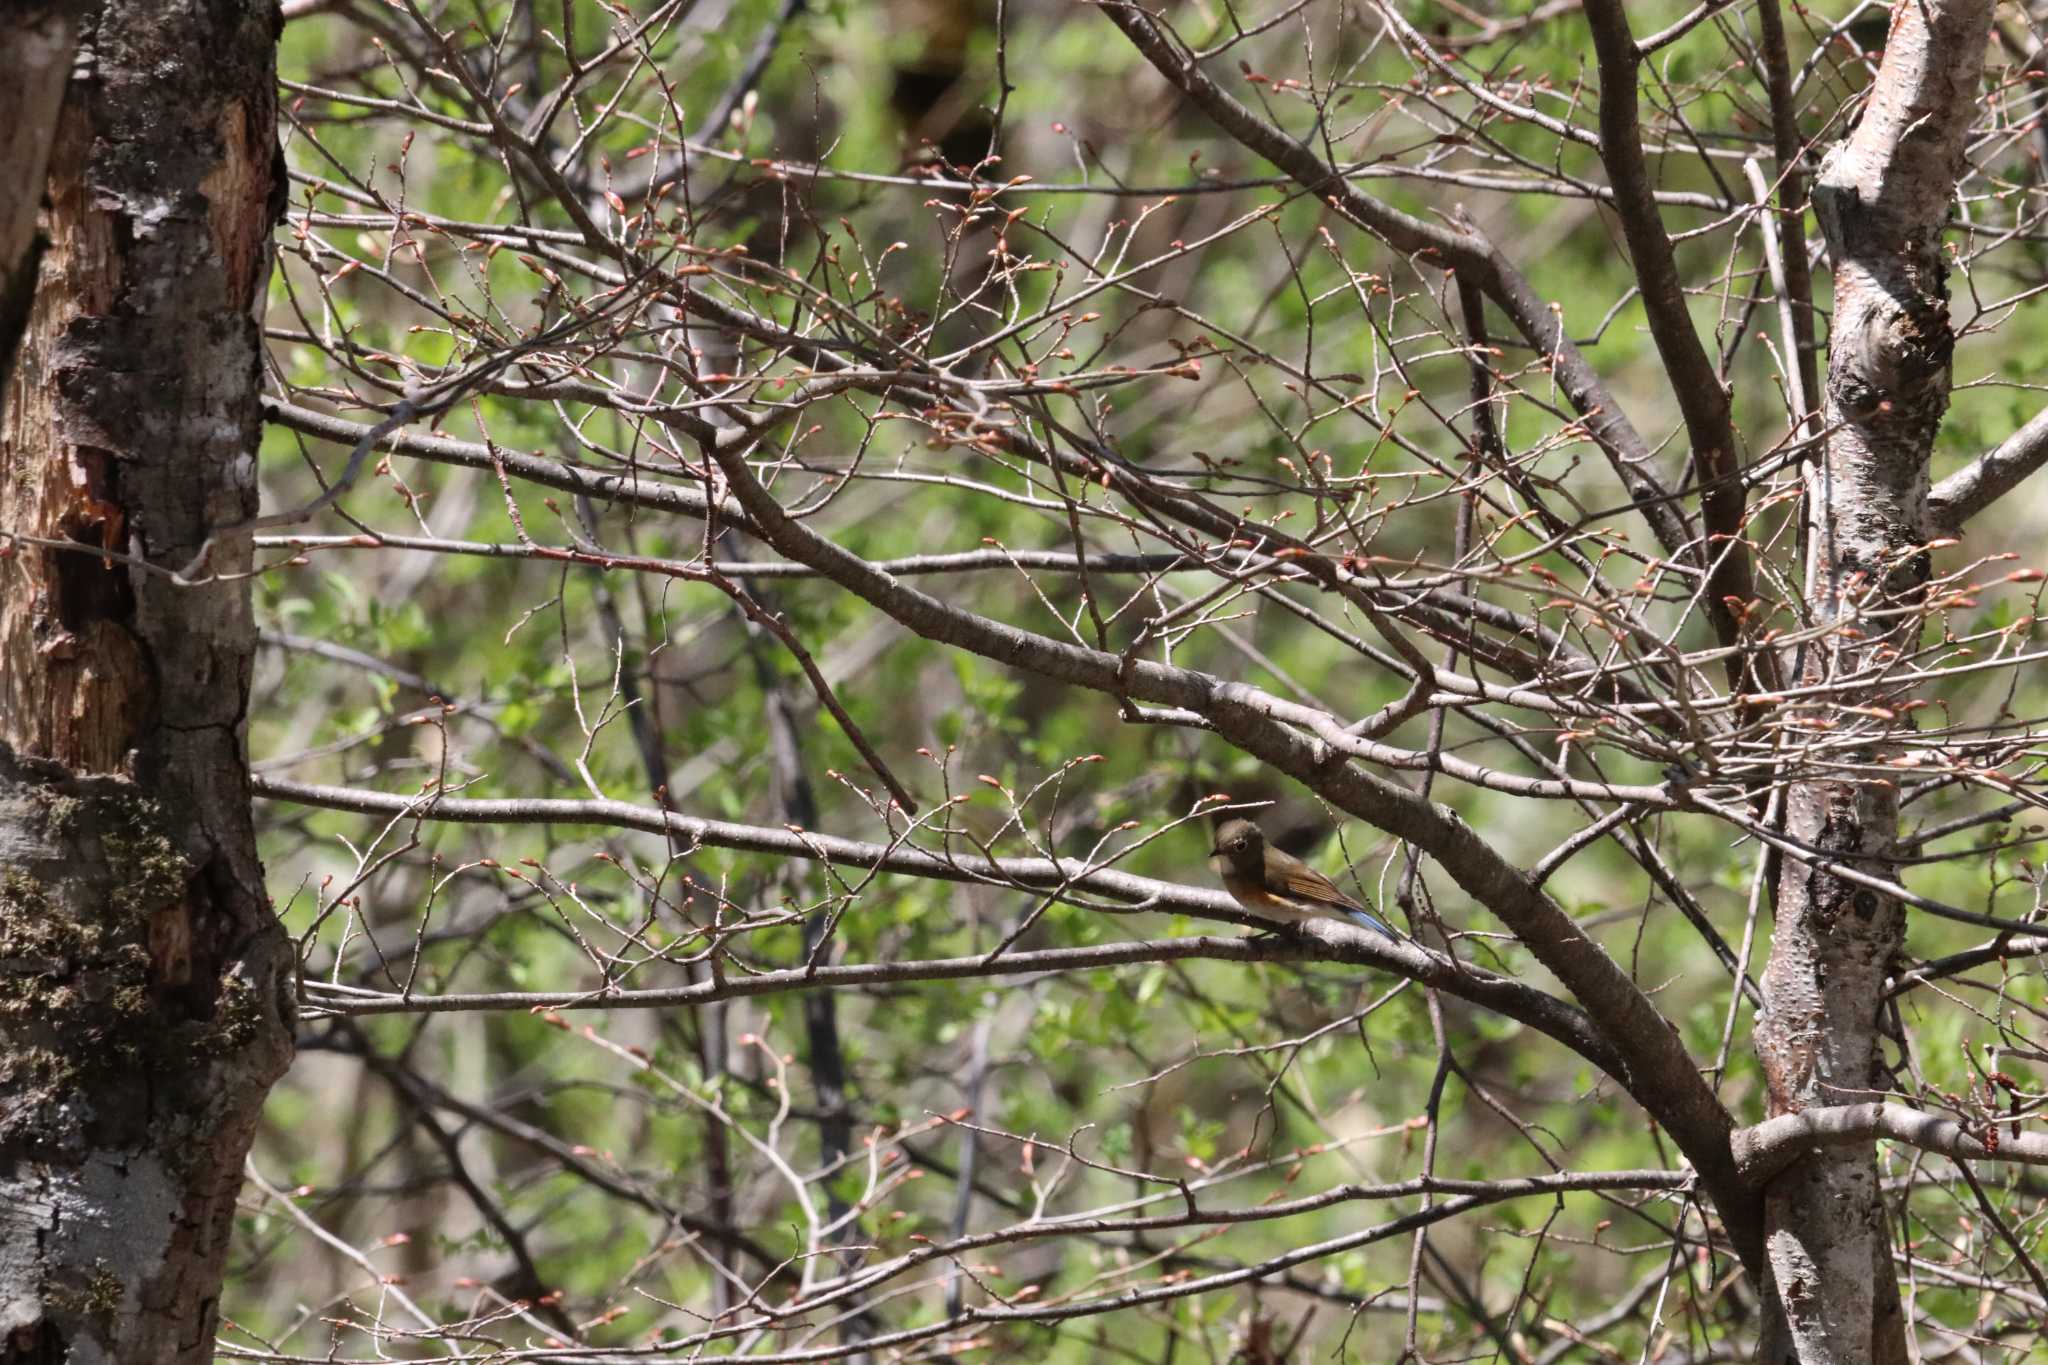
1754;3;1992;1360
0;2;292;1360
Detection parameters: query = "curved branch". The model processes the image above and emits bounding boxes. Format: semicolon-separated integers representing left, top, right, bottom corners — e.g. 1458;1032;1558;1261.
1732;1104;2048;1186
1887;933;2048;996
258;775;1622;1074
1927;404;2048;531
264;398;749;527
700;438;1762;1274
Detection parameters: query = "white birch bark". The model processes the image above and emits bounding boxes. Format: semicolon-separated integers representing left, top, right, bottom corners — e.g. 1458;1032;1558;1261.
1754;4;1993;1360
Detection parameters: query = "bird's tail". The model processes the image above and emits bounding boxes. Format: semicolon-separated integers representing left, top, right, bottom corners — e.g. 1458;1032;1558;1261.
1339;904;1399;938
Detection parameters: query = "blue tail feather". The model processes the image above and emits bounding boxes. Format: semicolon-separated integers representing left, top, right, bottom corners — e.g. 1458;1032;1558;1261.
1337;903;1397;937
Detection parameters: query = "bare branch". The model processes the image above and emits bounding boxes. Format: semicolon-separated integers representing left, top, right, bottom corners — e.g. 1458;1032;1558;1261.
1927;404;2048;531
1732;1104;2048;1185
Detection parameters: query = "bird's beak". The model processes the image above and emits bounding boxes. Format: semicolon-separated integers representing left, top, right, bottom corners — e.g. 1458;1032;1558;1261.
1208;842;1222;857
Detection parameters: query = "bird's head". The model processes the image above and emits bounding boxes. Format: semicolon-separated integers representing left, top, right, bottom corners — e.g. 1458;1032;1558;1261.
1210;819;1264;860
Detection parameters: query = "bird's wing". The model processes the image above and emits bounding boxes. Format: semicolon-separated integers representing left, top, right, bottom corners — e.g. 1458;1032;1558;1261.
1272;864;1397;936
1271;862;1363;911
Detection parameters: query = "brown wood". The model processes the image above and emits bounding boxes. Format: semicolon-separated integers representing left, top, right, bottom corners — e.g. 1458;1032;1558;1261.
0;1;292;1359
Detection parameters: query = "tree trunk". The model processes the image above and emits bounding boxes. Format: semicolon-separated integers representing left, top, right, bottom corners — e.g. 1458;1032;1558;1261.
1754;2;1991;1360
0;2;291;1361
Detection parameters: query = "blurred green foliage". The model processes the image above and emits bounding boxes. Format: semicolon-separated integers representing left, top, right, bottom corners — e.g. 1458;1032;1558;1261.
227;1;2048;1359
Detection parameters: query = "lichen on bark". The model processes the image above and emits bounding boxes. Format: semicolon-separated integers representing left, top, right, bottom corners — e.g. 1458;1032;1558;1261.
0;748;285;1169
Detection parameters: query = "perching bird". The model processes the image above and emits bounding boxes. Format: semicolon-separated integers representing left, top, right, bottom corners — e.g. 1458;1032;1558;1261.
1209;819;1397;937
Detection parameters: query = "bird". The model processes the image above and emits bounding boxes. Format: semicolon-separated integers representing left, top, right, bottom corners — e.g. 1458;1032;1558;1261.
1209;818;1397;937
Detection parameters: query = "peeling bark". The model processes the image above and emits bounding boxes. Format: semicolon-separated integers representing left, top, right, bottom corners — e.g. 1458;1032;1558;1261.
0;7;72;393
1753;3;1993;1361
0;2;292;1361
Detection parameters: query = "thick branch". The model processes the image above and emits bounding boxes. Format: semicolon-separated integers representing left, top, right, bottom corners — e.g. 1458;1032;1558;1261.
1926;404;2048;531
1887;933;2048;995
1733;1104;2048;1186
699;439;1761;1273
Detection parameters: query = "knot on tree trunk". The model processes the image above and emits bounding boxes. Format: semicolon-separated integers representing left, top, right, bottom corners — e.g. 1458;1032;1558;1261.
1828;291;1954;426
